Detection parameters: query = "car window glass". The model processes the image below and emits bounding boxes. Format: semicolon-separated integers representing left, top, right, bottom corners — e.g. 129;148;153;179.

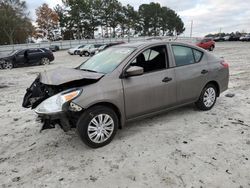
143;49;150;61
149;50;159;60
16;50;25;56
80;47;134;74
193;49;203;63
131;45;167;73
28;49;40;53
172;45;195;66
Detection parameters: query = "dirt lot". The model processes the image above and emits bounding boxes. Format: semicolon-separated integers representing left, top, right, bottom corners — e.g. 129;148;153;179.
0;42;250;188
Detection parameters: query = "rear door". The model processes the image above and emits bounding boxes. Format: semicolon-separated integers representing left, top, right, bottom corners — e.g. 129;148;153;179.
27;49;43;64
122;45;177;119
170;45;209;104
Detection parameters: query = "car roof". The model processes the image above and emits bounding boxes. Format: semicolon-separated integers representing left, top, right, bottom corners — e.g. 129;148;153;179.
116;40;197;49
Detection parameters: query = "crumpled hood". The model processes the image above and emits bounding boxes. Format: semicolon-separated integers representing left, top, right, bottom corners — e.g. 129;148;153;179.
39;67;104;86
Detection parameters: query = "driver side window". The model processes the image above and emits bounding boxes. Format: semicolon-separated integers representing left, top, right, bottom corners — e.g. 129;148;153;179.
131;45;167;73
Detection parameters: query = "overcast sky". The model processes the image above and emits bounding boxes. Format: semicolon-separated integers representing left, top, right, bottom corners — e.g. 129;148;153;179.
26;0;250;37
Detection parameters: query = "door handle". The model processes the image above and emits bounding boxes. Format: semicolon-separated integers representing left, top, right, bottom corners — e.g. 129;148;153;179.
201;70;208;74
162;77;172;83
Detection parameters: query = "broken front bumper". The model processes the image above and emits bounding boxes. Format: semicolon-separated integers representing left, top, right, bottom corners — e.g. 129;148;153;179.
36;102;84;132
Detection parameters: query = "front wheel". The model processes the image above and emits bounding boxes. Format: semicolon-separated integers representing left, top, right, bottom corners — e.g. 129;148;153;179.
195;84;217;111
2;60;13;69
77;106;118;148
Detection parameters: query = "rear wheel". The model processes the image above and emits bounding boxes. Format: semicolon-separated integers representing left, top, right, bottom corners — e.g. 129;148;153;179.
2;60;13;69
209;45;214;51
77;106;118;148
195;84;217;111
40;57;50;65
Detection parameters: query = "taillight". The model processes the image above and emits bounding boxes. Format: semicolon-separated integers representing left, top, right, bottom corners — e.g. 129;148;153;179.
220;60;229;68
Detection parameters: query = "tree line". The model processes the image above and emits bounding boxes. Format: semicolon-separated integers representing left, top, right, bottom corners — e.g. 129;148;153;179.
0;0;185;44
55;0;185;40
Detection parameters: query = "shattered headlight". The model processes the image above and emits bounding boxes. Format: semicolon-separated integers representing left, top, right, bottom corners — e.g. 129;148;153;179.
35;89;82;114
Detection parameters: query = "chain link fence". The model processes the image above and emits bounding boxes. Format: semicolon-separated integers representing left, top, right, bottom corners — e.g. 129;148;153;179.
0;36;196;53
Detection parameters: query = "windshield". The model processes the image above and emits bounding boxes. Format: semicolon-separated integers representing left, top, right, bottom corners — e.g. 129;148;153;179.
83;44;92;49
79;47;134;74
8;50;18;55
99;45;107;50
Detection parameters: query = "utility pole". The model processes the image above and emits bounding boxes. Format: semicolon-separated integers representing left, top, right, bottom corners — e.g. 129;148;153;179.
190;20;193;38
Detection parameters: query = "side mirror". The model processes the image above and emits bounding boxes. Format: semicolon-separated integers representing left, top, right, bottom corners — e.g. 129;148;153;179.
125;66;144;77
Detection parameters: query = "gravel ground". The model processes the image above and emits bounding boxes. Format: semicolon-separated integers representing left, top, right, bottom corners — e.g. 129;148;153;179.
0;42;250;188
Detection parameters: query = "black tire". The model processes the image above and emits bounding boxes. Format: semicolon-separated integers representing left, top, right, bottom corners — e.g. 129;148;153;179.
84;51;90;56
74;51;78;55
209;45;214;51
2;60;13;69
195;84;217;111
40;57;50;65
77;105;118;148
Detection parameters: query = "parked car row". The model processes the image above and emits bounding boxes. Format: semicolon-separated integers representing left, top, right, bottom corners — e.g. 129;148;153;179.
213;35;250;42
68;41;126;57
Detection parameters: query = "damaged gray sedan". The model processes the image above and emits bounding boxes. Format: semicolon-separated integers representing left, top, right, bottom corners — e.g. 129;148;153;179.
23;41;229;148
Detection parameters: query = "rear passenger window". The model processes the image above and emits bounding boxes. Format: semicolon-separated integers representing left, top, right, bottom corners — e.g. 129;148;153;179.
172;45;203;67
172;45;195;66
193;49;203;62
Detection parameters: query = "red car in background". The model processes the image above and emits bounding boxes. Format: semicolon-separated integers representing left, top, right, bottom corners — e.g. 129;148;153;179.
196;38;215;51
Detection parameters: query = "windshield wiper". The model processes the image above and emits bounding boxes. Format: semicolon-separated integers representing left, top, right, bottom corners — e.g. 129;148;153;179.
81;69;98;73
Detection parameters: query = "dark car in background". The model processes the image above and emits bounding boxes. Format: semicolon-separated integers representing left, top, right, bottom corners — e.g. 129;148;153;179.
213;36;225;42
196;38;215;51
49;45;60;52
0;48;54;69
223;35;240;41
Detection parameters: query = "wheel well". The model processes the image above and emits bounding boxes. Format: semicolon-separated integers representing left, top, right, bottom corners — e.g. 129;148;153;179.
206;81;220;96
88;102;122;129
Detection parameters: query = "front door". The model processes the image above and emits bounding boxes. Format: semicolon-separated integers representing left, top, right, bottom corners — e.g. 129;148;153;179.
122;45;177;119
15;50;27;66
27;49;43;65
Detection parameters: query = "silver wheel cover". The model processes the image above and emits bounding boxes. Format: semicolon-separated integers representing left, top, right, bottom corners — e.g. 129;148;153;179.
203;87;216;108
87;114;114;144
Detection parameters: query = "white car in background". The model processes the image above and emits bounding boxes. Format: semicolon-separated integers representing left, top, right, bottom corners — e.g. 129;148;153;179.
68;45;86;55
79;44;104;57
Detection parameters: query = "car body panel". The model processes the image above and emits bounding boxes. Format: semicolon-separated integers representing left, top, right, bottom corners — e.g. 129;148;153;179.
122;68;177;119
39;67;104;85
